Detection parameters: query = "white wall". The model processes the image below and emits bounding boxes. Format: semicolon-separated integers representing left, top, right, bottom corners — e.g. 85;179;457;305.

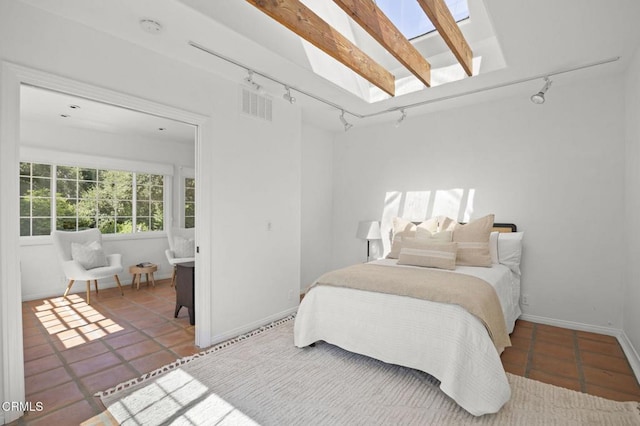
624;46;640;355
331;75;626;329
19;121;195;300
300;124;334;291
1;0;300;363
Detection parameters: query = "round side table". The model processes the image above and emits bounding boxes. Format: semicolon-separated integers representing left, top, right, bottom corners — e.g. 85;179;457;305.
129;264;158;290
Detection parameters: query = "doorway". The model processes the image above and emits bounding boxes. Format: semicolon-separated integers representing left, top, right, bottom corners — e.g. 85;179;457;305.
0;62;212;424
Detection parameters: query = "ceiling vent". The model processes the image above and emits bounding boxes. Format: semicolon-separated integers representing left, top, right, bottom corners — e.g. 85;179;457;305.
240;87;272;122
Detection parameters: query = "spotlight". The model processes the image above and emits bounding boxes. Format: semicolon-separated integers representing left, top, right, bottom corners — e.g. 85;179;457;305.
531;77;552;104
339;110;353;132
394;109;407;128
245;70;266;95
283;86;296;104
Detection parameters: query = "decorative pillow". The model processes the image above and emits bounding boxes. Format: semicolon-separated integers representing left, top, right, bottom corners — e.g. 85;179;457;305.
173;235;195;258
415;228;453;242
397;239;458;270
451;214;495;267
388;217;439;259
498;232;524;275
71;240;108;270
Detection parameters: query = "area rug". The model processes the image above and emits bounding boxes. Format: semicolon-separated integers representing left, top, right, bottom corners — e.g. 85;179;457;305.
95;316;640;425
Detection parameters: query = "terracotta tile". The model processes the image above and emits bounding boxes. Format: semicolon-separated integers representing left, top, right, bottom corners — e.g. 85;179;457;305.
24;343;55;362
532;339;576;362
576;330;618;344
154;329;193;348
536;323;574;336
511;324;533;340
535;328;575;347
142;322;181;338
581;351;634;375
25;366;72;396
585;383;640;403
502;362;525;376
128;315;165;330
582;366;640;396
130;350;177;375
500;346;528;367
80;409;119;426
23;332;49;349
169;341;202;358
514;319;535;329
528;369;582;392
23;325;45;338
578;339;625;358
530;353;579;379
26;380;86;416
116;339;163;361
509;335;531;351
69;352;122;378
59;340;110;364
81;364;139;395
24;354;63;377
104;330;148;349
27;399;99;426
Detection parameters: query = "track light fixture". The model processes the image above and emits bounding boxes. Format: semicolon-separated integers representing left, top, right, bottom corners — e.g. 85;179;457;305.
530;77;552;104
283;86;296;104
245;70;266;94
394;109;407;128
339;110;353;131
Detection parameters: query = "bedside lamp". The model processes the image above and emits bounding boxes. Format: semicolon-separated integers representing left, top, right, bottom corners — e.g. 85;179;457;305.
356;220;381;262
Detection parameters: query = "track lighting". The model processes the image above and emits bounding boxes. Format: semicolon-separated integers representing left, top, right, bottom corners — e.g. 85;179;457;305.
339;110;353;131
530;77;552;104
394;109;407;128
245;70;266;95
283;86;296;104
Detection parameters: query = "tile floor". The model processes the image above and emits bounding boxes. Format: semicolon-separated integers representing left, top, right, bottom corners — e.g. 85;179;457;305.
10;288;640;424
13;278;200;425
501;319;640;402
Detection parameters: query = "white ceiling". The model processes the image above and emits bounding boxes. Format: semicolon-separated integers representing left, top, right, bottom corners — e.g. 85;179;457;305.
17;0;640;133
20;85;196;145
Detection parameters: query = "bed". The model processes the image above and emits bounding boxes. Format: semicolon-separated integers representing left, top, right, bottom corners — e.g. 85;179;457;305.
294;219;523;416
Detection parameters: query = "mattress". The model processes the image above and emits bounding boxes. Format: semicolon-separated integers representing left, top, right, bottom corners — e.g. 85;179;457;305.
294;260;521;416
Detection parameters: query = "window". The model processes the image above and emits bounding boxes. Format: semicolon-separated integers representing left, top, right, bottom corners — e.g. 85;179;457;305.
375;0;469;40
20;162;165;236
184;177;195;228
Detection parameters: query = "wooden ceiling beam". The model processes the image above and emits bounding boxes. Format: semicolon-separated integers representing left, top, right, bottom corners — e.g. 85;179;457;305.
245;0;396;96
333;0;431;88
416;0;473;76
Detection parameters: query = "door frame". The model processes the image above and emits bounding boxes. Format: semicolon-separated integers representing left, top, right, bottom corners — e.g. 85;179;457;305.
0;62;213;423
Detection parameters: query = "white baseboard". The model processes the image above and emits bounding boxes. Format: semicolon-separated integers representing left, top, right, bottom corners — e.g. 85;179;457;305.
209;307;298;347
519;313;640;383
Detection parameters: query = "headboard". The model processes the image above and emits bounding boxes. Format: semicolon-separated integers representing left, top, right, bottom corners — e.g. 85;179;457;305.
410;222;517;233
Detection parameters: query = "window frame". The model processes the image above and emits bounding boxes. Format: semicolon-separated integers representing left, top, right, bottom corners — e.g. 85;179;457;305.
19;147;173;243
180;166;195;229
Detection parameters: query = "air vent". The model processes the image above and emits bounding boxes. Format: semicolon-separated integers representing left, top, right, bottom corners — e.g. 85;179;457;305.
240;87;272;122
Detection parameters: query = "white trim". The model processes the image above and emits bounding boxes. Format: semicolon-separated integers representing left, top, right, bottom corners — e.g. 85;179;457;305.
0;61;212;422
519;313;620;336
209;307;298;345
0;61;26;425
618;331;640;384
519;313;640;383
20;146;174;176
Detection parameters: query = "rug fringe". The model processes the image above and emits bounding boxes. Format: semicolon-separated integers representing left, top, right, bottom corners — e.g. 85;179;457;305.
94;314;296;398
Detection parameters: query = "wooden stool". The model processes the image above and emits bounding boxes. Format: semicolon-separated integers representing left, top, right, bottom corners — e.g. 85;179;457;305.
129;264;158;290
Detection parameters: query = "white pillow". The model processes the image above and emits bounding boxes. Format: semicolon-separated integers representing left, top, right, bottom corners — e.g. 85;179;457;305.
415;228;453;242
498;232;524;275
71;240;108;270
490;231;499;264
173;235;195;258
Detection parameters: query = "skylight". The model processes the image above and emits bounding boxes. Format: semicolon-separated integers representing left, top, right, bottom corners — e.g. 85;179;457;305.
375;0;469;40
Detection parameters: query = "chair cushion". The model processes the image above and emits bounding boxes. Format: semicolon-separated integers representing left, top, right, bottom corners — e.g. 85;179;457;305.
71;240;108;270
173;235;195;258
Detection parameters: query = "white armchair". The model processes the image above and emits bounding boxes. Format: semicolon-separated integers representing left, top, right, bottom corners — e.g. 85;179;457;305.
51;228;124;304
165;227;195;286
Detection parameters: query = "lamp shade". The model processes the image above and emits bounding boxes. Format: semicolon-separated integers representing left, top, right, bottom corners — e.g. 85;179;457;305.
356;220;381;240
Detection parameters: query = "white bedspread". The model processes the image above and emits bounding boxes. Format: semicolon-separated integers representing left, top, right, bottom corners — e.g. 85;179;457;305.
294;261;521;416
